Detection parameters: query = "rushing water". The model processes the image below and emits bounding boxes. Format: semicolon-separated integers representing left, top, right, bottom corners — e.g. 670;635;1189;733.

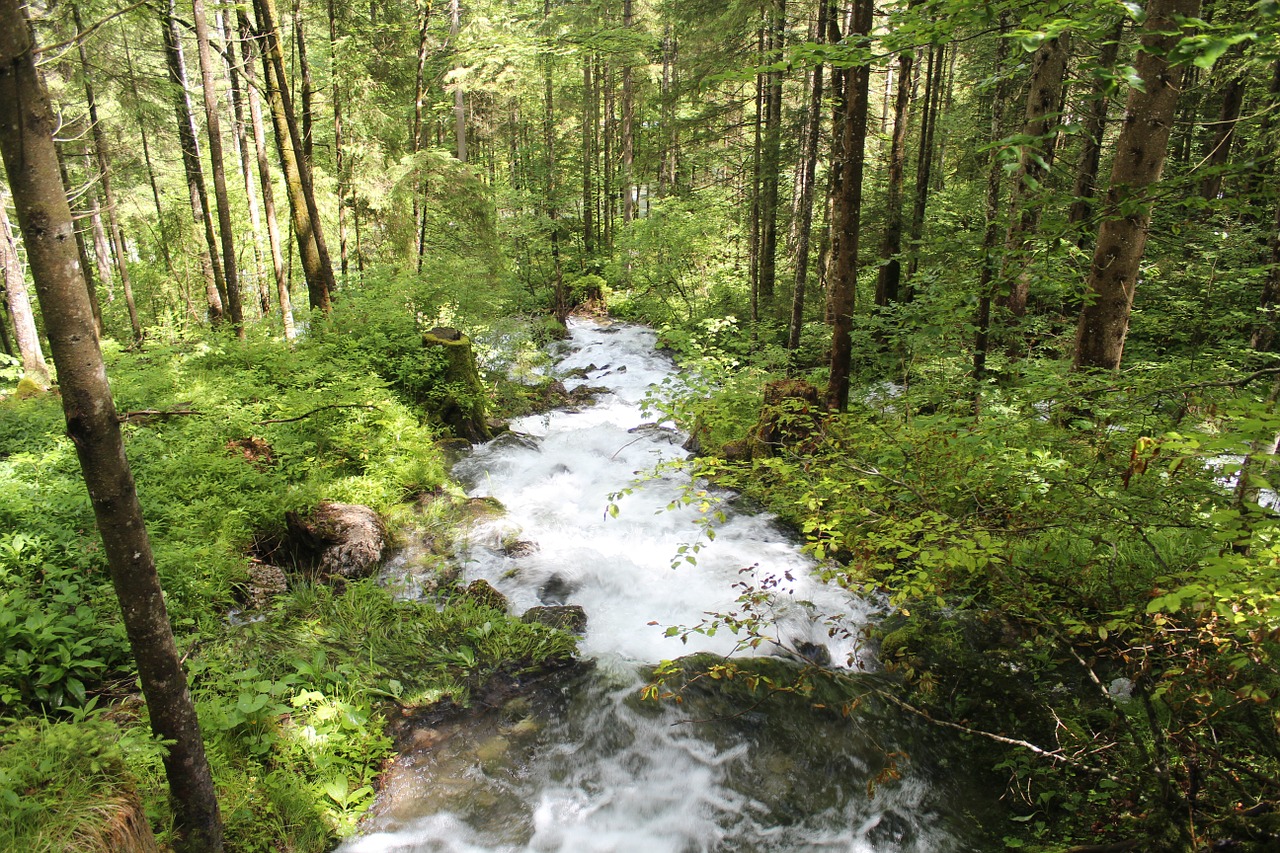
341;320;990;853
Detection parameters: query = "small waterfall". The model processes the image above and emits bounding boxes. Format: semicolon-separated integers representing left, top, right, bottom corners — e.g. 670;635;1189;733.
341;320;987;852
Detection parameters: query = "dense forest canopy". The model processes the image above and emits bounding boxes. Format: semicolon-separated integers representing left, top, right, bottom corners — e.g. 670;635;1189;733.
1;0;1279;849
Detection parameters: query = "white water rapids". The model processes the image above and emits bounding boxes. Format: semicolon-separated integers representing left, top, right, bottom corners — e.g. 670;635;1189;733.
341;320;986;852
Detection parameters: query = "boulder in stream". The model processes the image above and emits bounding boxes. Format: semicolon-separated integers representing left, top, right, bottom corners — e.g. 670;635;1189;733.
284;502;387;581
463;579;510;613
522;605;588;634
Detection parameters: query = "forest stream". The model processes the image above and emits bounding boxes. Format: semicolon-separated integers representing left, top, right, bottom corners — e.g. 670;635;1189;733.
339;320;996;853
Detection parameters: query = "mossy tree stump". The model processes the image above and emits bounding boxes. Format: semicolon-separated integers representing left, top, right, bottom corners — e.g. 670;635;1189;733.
423;327;492;443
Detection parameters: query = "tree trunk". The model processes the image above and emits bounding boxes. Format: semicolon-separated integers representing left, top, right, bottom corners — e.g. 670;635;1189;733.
758;0;786;312
787;0;828;350
1197;54;1245;203
55;144;103;334
583;52;596;257
621;0;635;224
294;0;314;166
904;41;942;292
253;0;334;314
123;32;174;277
0;6;224;849
1251;199;1280;352
749;28;763;323
1073;0;1200;371
973;13;1012;390
192;0;245;333
875;45;912;308
1068;18;1125;245
221;8;268;316
239;11;295;339
451;0;467;162
162;0;226;325
826;0;873;411
413;0;430;270
1000;30;1071;318
0;188;50;384
328;0;350;281
543;0;566;323
88;190;114;302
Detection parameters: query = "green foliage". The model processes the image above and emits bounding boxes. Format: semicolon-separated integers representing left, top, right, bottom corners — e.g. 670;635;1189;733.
0;715;169;853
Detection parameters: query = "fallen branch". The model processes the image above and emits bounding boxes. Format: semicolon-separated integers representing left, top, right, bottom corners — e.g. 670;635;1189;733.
254;404;380;425
118;408;203;424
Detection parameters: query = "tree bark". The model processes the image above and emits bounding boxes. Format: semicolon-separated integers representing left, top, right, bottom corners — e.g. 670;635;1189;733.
583;51;596;257
1068;19;1125;245
1197;54;1245;203
875;45;912;308
0;5;224;849
55;144;103;335
826;0;872;411
162;0;226;325
1073;0;1200;371
788;0;828;349
758;0;786;312
1000;30;1071;318
412;0;430;270
123;32;174;277
328;0;350;281
451;0;467;162
221;8;268;316
0;187;49;383
904;41;943;292
1251;199;1280;352
253;0;334;314
294;0;314;166
973;13;1012;389
239;11;295;339
192;0;245;333
621;0;635;224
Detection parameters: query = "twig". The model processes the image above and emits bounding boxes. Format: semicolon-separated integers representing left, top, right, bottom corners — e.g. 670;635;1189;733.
254;404;380;425
34;1;152;57
118;408;203;424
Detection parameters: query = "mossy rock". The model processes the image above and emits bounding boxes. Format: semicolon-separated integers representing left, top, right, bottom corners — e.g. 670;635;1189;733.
463;579;509;613
15;375;48;399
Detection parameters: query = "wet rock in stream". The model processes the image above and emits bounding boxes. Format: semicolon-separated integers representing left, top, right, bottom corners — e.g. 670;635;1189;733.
522;604;588;634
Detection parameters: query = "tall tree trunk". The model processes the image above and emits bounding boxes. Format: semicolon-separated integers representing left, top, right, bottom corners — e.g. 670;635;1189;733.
1000;31;1071;318
0;188;49;383
253;0;334;314
788;0;828;350
123;32;174;277
749;28;763;323
413;0;430;269
875;45;913;308
1073;0;1200;371
621;0;635;224
583;52;596;257
603;57;615;247
1251;199;1280;352
294;0;314;165
0;7;224;850
451;0;467;162
192;0;245;333
221;8;268;315
88;190;114;301
543;0;566;322
973;13;1012;390
904;41;942;292
1068;18;1125;245
826;0;873;411
1197;54;1245;202
758;0;786;312
55;144;104;334
328;0;350;281
239;11;294;339
162;0;226;325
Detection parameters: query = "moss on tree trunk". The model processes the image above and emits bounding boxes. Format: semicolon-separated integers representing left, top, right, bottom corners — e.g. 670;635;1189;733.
423;327;493;443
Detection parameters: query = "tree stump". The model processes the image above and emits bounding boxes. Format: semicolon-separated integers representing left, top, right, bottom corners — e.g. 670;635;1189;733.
423;326;493;443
